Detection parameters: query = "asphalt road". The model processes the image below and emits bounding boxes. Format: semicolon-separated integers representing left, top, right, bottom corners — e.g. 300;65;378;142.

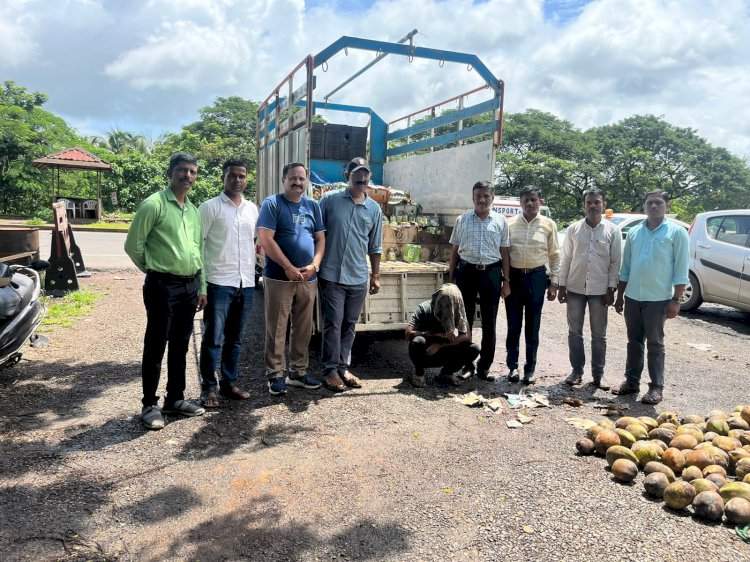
39;229;133;271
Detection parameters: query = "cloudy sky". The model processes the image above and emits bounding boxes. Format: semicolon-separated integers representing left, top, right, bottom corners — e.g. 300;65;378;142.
2;0;749;158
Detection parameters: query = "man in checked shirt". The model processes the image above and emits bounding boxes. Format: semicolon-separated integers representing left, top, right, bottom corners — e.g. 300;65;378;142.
449;181;511;382
505;185;560;384
558;189;621;390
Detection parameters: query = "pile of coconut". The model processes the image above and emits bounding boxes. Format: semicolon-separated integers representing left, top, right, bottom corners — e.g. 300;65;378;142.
576;407;750;525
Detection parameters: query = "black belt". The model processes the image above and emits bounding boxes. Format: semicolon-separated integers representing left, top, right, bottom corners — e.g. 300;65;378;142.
146;270;200;282
460;259;501;271
510;265;546;275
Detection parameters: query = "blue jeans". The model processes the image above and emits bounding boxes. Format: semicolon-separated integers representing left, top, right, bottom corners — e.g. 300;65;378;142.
319;279;368;375
505;267;547;374
199;283;254;390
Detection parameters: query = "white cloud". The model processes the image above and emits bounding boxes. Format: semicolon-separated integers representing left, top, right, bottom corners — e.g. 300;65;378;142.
0;2;38;66
1;0;749;158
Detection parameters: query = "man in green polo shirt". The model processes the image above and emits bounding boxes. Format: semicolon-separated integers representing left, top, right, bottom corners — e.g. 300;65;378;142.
125;152;206;430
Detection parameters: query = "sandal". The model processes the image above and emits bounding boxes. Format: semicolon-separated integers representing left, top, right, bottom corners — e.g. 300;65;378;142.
200;389;220;408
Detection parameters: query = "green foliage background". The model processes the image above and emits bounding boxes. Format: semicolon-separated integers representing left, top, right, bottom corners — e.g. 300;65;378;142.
1;80;748;223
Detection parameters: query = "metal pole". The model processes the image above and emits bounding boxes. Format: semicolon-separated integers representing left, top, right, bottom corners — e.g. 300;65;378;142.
323;29;418;101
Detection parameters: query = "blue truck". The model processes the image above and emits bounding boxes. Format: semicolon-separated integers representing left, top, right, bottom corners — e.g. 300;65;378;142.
256;34;504;331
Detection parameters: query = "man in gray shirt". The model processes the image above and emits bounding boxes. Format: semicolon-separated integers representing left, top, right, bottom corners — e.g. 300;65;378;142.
558;189;621;389
318;157;383;392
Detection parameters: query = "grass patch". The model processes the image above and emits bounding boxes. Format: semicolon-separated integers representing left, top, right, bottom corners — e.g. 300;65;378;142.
25;218;46;226
83;222;130;230
42;289;101;329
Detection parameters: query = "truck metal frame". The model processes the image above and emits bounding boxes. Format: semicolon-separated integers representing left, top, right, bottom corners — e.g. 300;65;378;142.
256;35;505;331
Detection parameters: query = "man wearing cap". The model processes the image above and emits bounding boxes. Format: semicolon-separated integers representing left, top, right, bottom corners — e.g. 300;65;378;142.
318;157;383;392
125;152;206;430
448;181;511;382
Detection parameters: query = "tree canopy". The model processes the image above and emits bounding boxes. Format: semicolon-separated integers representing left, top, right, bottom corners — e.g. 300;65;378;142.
1;80;748;223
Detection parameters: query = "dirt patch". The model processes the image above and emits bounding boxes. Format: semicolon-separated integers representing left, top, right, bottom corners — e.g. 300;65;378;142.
1;272;749;561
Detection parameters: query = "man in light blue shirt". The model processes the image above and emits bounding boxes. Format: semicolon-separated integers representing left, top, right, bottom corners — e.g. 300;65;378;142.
613;191;689;405
318;157;383;392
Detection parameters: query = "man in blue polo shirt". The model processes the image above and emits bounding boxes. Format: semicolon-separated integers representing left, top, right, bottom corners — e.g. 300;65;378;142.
318;157;383;392
613;191;689;405
258;162;325;396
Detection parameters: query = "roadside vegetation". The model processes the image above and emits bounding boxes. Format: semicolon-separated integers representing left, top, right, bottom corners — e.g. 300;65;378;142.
41;288;101;329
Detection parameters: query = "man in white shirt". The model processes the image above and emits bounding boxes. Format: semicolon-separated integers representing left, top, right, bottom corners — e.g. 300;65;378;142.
198;159;258;407
558;189;621;389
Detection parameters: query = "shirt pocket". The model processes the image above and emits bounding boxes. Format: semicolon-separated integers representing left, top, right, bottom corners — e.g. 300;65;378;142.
592;238;610;258
353;207;374;234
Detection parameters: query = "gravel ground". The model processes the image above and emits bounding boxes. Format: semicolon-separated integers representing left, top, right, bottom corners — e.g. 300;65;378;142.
1;271;749;561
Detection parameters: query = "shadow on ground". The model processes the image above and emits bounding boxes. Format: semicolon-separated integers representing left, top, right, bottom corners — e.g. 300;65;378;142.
144;494;411;562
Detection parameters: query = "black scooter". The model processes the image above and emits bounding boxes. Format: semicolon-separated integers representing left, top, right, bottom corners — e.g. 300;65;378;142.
0;261;49;369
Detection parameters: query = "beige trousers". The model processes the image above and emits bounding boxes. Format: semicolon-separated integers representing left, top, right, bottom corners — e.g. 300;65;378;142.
264;277;317;378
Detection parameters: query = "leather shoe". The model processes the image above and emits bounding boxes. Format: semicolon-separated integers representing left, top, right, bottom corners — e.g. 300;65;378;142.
612;381;639;396
507;369;520;383
340;370;362;388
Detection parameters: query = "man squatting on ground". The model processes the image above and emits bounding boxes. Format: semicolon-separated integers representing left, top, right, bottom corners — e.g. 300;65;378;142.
405;283;480;387
197;159;258;408
258;162;325;396
448;181;511;383
124;152;206;430
317;157;383;393
505;185;560;385
612;190;689;405
559;188;621;390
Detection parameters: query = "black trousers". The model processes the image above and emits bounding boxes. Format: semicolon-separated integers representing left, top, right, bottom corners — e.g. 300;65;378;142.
141;271;199;407
408;336;480;375
454;261;502;372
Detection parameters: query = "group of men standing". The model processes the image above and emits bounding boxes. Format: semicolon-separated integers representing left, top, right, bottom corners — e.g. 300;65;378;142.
125;153;382;429
406;184;689;407
124;151;688;430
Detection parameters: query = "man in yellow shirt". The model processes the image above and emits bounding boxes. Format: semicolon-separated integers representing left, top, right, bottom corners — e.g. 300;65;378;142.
505;186;560;384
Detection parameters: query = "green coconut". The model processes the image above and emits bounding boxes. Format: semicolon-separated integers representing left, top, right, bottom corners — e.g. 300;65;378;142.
703;465;727;478
631;441;663;467
615;428;637;448
691;478;719;494
594;430;621;456
669;434;698;450
706;417;730;436
638;416;659;431
606;445;639;467
681;465;704;482
706;473;727;489
675;425;704;443
718;482;750;503
663;481;696;510
656;411;680;426
681;414;704;425
728;418;750;431
661;448;686;475
648;427;676;445
615;416;641;430
576;438;595;455
643;461;676;482
735;458;750;480
625;423;650;441
740;406;750;425
712;436;741;453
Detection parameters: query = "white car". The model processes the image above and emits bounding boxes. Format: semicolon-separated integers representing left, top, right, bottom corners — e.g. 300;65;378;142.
681;209;750;312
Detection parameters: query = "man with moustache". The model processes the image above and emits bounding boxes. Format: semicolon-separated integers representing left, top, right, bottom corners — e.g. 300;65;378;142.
612;191;689;405
258;162;325;396
125;152;206;430
318;157;383;392
448;181;511;383
198;159;258;407
558;189;621;390
505;185;560;385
